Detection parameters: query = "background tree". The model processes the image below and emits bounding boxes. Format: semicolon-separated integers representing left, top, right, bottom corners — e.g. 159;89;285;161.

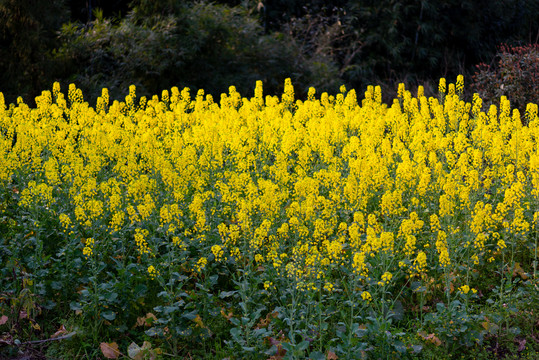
0;0;69;103
55;1;343;103
342;0;539;94
0;0;536;104
68;0;129;23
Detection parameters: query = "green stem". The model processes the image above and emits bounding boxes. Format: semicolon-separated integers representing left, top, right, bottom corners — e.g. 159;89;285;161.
318;286;323;351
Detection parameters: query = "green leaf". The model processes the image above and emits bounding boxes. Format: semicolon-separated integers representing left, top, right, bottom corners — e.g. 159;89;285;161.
219;290;237;298
182;309;198;320
69;301;83;311
309;351;326;360
101;310;116;321
393;340;407;353
104;292;118;302
296;340;309;351
162;305;179;316
145;327;161;337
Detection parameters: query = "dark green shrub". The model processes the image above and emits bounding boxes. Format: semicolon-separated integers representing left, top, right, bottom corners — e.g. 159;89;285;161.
54;1;342;103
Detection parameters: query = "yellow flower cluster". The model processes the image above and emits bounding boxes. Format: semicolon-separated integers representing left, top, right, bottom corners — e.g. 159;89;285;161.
1;76;538;291
134;228;151;256
147;265;159;280
82;238;95;258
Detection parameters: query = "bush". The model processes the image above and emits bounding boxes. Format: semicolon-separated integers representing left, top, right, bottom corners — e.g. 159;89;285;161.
54;2;342;104
472;43;539;117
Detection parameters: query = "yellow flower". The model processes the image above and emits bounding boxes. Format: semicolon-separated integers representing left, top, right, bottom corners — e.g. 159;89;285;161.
212;245;225;261
352;252;368;277
381;271;392;283
456;75;464;96
134;228;151;256
59;213;72;230
82;238;95;258
361;291;372;302
438;78;446;94
194;257;208;273
147;265;159;280
323;282;334;292
412;251;427;277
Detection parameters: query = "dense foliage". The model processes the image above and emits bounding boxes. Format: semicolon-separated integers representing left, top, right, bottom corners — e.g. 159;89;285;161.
1;78;538;358
472;43;539;116
0;0;69;102
0;0;536;104
55;2;341;104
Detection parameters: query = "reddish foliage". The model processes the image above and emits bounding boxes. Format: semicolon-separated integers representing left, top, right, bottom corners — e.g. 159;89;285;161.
471;43;538;120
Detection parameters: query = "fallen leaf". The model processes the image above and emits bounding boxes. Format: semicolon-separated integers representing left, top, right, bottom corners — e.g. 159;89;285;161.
0;315;8;325
136;313;157;327
51;325;68;339
517;339;526;352
418;331;442;346
327;350;339;359
256;311;279;329
266;334;287;359
513;263;528;280
128;341;156;360
100;342;121;359
221;308;233;321
128;342;142;360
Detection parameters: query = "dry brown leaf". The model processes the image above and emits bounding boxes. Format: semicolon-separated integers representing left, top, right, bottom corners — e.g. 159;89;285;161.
0;315;8;325
418;331;442;346
256;311;279;329
513;263;528;280
135;313;157;327
327;350;339;359
51;325;68;339
426;334;442;346
100;342;121;359
221;308;233;321
265;335;287;359
517;338;527;352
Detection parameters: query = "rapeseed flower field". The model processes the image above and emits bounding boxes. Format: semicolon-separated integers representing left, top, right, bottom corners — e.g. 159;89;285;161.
0;77;538;359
